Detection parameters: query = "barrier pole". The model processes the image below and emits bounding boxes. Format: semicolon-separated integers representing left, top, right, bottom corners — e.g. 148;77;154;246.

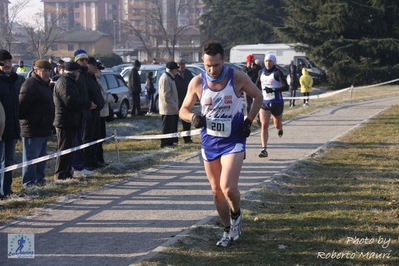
350;85;354;99
114;130;120;163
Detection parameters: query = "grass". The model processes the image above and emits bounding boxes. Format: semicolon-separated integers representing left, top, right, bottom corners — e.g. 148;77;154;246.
1;84;399;265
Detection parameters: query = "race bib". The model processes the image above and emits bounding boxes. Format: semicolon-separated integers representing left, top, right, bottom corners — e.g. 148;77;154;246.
206;117;232;137
262;89;275;100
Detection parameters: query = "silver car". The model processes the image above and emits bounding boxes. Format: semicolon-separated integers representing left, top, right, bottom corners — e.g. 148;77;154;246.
98;71;132;119
121;64;166;112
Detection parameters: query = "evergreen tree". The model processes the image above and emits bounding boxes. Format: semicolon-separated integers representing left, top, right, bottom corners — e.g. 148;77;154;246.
199;0;286;58
278;0;399;88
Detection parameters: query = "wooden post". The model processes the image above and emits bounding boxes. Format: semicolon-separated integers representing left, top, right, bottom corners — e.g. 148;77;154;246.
114;130;120;163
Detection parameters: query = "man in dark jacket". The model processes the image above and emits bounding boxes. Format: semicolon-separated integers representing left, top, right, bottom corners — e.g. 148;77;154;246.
175;58;194;143
128;60;142;116
53;62;96;180
19;60;55;188
0;49;25;198
83;57;105;169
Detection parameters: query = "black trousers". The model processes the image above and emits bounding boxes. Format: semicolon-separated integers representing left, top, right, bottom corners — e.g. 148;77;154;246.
132;93;141;115
161;114;178;147
303;92;310;103
55;127;78;179
95;117;107;163
181;119;192;143
289;89;297;106
83;111;101;168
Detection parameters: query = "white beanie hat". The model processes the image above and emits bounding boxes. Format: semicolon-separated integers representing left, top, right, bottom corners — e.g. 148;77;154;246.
265;53;277;64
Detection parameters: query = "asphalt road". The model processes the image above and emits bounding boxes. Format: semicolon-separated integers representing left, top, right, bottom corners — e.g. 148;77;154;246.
1;95;398;266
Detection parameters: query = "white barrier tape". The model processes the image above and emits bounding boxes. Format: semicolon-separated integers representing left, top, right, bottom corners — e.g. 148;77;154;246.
0;136;114;174
283;77;399;100
117;129;201;140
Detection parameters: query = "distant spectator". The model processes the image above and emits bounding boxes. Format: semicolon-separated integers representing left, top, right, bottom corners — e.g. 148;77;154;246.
128;60;142;116
243;54;261;115
49;56;57;77
0;49;25;198
16;60;29;73
159;61;179;148
299;68;313;106
152;58;159;64
54;59;64;76
288;60;299;108
26;60;37;79
51;63;64;82
19;59;55;188
175;58;194;144
145;71;155;115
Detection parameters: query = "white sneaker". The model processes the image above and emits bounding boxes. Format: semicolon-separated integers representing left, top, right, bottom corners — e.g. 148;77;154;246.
74;168;94;176
229;212;242;241
216;231;232;247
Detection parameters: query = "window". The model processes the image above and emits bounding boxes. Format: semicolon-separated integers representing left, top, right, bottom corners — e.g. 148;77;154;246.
75;3;79;8
51;44;58;51
68;44;74;51
75;12;80;19
105;74;118;89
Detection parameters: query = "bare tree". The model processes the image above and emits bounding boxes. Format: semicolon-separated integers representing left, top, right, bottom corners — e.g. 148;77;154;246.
123;0;195;60
0;0;30;52
21;11;65;59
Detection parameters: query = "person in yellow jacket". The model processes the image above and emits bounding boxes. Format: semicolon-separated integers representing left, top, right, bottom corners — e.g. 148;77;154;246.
299;68;313;106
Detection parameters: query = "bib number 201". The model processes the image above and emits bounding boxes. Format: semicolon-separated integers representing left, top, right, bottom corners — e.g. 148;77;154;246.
206;117;232;137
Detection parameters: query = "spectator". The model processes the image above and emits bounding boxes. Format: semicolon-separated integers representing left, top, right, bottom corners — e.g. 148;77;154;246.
95;62;117;167
243;54;262;115
71;48;93;174
48;56;57;78
0;49;26;198
257;53;289;158
128;60;142;116
145;71;156;115
288;60;299;108
54;59;64;76
16;60;29;73
26;60;37;79
53;62;96;181
152;58;159;64
175;58;194;144
299;68;313;106
159;61;179;148
51;63;64;82
82;57;105;170
19;59;55;188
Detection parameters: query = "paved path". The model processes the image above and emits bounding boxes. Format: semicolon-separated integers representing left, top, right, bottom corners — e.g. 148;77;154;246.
1;96;398;266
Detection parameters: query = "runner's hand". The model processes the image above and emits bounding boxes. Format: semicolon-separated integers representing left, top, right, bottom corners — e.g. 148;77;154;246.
264;87;274;93
192;113;206;128
237;118;252;138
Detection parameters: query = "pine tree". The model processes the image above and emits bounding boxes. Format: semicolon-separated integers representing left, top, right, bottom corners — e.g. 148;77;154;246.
278;0;399;88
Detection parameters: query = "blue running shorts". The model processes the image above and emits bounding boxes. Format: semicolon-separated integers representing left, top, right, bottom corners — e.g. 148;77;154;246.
201;143;246;162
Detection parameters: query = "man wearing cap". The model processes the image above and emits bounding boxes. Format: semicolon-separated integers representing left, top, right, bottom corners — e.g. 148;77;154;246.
159;61;180;148
19;60;55;188
257;53;289;158
82;56;105;169
53;62;97;180
128;59;142;116
0;49;25;198
71;48;93;173
175;58;194;144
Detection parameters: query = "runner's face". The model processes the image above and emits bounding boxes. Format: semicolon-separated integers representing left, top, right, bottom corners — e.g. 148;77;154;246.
203;54;223;79
265;59;275;70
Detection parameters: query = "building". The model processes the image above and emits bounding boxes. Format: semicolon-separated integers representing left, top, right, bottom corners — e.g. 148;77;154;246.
42;0;120;31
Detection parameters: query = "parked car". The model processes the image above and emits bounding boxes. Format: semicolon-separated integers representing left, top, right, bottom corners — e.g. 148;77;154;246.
98;71;132;119
111;63;133;74
121;64;166;112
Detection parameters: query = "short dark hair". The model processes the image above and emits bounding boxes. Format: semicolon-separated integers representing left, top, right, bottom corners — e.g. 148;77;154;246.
203;41;224;58
146;71;153;78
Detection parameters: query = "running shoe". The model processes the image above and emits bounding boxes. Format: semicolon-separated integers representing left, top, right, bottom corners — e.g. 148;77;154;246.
278;129;283;138
229;213;242;241
216;231;232;247
258;149;268;158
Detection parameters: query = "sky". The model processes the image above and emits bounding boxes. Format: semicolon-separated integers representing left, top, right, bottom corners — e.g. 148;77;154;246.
12;0;43;24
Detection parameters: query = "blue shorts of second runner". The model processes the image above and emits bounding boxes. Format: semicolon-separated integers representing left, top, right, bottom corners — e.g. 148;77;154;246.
261;101;284;117
201;143;246;162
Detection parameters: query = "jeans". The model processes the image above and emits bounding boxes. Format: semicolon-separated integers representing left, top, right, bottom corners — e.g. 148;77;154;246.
0;139;17;196
22;137;49;188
